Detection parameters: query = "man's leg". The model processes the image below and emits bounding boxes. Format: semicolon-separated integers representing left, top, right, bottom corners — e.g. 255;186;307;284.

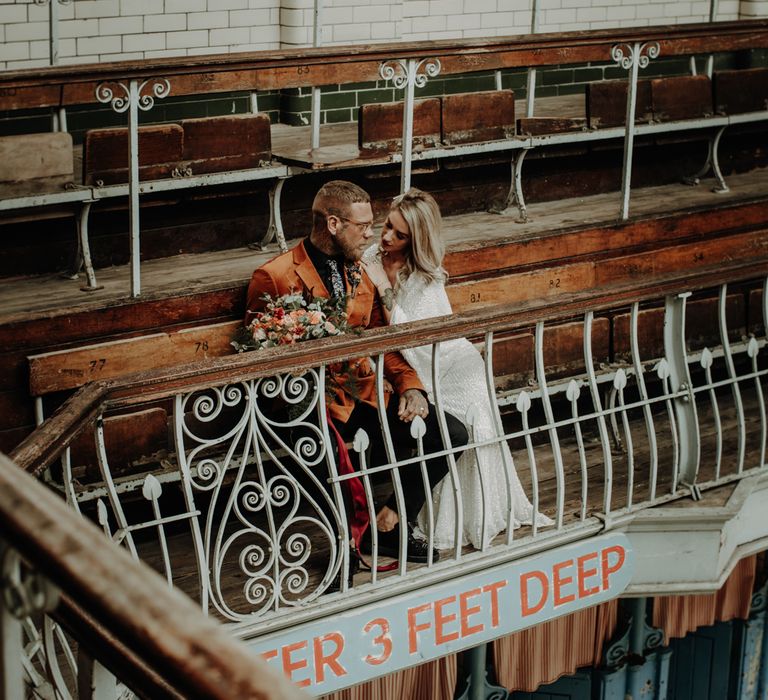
337;400;467;563
383;400;468;523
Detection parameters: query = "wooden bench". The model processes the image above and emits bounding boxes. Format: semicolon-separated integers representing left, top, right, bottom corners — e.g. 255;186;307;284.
83;123;184;186
83;113;273;185
357;90;515;154
180;113;272;175
650;75;713;122
441;90;516;145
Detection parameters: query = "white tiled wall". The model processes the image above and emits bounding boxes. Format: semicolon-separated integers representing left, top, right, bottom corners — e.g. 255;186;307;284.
0;0;761;70
0;0;280;69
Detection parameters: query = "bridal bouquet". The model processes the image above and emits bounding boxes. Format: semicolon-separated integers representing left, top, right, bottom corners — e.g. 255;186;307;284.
232;290;352;353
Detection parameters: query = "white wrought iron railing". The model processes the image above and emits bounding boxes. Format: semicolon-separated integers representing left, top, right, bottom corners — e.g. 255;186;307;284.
0;452;305;700
9;268;767;651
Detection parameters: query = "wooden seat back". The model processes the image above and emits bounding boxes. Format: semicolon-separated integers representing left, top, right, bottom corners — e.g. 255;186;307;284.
83;123;184;185
441;90;516;145
713;68;768;114
0;132;74;186
28;320;239;477
650;75;713;121
587;79;652;128
358;98;441;155
180;113;272;175
612;292;745;362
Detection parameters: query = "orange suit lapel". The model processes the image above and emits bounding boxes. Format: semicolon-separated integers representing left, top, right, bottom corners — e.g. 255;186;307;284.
345;273;374;329
291;241;329;299
289;241;374;329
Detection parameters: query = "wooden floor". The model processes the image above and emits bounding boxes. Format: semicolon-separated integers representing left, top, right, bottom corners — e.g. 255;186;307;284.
2;166;767;325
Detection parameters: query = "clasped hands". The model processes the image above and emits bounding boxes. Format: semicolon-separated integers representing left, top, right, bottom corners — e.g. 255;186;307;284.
398;387;429;423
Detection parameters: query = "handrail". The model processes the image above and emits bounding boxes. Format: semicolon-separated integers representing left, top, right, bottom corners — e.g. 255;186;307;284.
0;452;305;699
0;21;766;109
11;256;767;477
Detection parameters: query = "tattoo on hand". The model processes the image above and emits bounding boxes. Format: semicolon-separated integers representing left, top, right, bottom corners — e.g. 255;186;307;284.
381;287;394;311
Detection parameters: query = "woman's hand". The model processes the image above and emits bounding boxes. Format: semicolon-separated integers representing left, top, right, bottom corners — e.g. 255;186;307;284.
361;259;389;290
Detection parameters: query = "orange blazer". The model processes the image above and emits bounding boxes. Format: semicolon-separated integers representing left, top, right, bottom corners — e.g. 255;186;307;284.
245;240;425;423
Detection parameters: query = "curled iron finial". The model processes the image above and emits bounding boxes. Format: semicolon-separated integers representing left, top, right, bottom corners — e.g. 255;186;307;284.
379;57;442;90
611;41;660;70
95;78;171;114
95;81;131;113
137;78;171;111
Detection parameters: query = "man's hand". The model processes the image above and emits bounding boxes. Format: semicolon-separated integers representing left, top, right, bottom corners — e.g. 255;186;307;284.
398;388;429;422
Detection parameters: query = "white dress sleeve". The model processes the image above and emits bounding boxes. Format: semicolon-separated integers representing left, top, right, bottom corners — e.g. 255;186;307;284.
391;273;454;400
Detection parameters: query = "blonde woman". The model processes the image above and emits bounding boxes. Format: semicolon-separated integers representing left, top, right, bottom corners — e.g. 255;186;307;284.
362;188;552;549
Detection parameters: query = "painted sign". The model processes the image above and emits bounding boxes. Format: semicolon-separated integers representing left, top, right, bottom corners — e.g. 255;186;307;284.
249;533;633;695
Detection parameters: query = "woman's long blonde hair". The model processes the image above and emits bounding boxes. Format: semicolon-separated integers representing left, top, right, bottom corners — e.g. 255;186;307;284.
390;188;446;288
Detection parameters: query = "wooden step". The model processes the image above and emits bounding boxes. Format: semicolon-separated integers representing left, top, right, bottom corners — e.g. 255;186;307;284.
4;172;768;455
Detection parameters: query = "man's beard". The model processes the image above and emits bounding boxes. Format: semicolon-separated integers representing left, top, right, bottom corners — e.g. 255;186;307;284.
334;230;364;262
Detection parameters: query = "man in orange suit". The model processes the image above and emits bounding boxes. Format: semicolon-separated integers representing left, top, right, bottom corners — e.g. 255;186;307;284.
245;180;467;563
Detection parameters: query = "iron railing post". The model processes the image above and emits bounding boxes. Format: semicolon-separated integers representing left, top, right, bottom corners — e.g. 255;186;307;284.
664;292;701;492
612;41;660;221
310;0;323;149
379;57;441;193
400;58;417;193
0;541;25;700
525;0;541;118
95;78;170;298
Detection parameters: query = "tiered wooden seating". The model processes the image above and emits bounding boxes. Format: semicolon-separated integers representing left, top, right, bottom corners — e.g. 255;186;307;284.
358;98;441;156
713;67;768;114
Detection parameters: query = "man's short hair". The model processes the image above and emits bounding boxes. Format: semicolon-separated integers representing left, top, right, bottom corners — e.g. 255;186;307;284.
312;180;370;231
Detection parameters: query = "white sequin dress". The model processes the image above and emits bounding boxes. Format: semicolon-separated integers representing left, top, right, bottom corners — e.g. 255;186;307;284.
365;249;552;549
